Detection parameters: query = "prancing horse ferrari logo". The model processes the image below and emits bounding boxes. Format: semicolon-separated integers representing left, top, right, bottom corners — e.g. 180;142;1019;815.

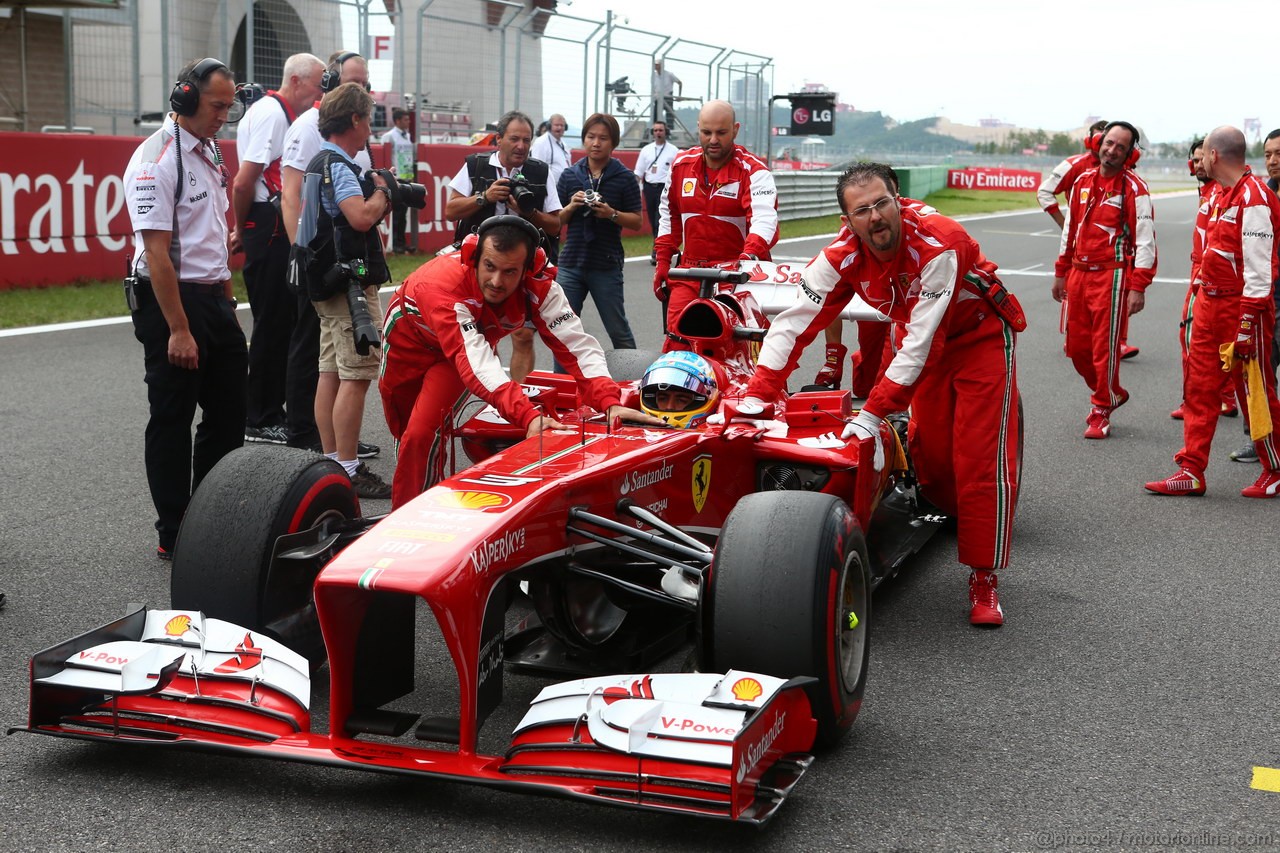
692;455;711;513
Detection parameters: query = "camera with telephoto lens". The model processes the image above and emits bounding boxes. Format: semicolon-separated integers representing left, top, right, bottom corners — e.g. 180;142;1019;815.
368;167;427;210
323;259;382;355
507;171;537;216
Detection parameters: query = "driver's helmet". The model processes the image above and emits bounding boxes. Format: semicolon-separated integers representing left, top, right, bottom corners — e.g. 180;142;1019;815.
640;352;720;429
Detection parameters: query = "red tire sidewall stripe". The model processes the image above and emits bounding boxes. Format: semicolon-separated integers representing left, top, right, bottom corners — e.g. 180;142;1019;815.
288;473;351;532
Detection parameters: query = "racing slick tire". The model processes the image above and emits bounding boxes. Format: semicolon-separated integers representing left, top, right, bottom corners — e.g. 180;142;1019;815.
605;348;661;382
703;491;871;749
170;446;357;665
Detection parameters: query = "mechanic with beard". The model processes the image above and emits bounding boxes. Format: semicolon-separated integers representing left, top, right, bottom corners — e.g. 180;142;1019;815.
379;216;661;509
654;100;777;343
1051;121;1157;441
123;58;246;561
446;110;562;384
740;163;1023;627
1146;126;1280;499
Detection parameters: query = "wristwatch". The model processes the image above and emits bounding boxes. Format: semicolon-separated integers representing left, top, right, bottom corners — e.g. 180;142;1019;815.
610;210;619;222
375;186;392;205
475;192;485;207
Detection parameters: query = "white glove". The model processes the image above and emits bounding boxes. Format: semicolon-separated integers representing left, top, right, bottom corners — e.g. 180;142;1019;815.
707;396;770;425
841;409;885;472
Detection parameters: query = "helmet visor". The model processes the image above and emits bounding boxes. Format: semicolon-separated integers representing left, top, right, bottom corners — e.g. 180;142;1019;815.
642;366;713;398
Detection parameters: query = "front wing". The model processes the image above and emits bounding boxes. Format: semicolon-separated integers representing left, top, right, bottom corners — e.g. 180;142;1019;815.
13;608;817;825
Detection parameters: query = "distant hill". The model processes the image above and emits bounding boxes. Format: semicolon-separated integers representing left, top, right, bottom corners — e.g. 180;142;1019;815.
667;107;973;155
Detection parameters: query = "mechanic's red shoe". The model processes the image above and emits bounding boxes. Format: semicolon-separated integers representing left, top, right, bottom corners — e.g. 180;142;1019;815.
1241;470;1280;499
157;545;173;562
1170;403;1185;420
968;570;1003;627
1220;397;1238;417
1120;343;1140;360
1084;407;1111;439
1144;468;1206;496
812;343;847;389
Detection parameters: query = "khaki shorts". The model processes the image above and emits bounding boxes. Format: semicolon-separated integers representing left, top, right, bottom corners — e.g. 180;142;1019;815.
317;284;383;381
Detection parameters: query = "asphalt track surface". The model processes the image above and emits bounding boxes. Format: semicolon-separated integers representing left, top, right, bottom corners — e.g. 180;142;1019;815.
3;194;1279;852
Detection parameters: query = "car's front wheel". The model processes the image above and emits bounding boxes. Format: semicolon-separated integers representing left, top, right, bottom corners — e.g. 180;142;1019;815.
170;446;357;666
702;491;871;749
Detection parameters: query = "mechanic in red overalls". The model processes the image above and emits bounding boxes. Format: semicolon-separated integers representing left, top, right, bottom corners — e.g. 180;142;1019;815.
379;216;660;508
1050;121;1157;441
1170;139;1236;422
653;100;777;345
742;163;1023;627
1146;126;1280;498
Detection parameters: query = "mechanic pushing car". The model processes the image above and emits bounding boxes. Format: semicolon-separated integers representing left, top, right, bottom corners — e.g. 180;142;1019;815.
740;163;1025;627
379;215;662;508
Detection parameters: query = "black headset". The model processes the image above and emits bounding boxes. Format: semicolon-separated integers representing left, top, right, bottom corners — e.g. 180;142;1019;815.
169;57;229;117
321;52;361;94
474;215;542;271
1102;120;1142;167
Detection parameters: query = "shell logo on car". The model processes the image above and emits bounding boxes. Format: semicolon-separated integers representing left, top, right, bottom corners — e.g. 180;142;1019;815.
428;490;513;512
731;677;763;702
164;614;192;637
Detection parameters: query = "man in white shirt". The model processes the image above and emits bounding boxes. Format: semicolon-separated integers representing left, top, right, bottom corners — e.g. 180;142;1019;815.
124;58;246;561
530;113;572;200
651;60;681;128
232;52;323;446
277;50;379;457
380;107;417;254
633;119;679;264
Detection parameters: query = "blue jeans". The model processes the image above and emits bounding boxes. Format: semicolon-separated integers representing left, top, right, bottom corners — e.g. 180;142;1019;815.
556;264;636;351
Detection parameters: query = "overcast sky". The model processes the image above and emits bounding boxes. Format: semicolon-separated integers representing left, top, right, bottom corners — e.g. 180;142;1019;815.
558;0;1271;144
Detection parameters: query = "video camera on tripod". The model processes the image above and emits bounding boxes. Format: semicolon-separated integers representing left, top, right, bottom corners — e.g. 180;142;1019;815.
604;76;634;113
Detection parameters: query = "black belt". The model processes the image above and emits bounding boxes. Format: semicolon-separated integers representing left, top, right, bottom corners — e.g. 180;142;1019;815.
136;277;226;297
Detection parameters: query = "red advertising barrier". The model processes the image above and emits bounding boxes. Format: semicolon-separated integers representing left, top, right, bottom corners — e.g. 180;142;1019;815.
946;167;1042;192
0;131;642;289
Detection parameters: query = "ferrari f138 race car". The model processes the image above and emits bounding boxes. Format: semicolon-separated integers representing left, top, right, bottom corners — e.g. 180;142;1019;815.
16;263;954;825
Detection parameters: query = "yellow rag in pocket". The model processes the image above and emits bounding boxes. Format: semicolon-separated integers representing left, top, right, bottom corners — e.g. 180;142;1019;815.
1220;343;1273;440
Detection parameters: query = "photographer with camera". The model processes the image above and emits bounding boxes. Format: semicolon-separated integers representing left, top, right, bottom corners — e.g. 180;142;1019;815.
445;110;561;383
555;112;642;356
299;81;393;498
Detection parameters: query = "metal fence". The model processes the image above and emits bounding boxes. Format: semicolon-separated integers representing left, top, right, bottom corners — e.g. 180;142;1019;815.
6;1;773;151
4;0;380;137
406;1;773;151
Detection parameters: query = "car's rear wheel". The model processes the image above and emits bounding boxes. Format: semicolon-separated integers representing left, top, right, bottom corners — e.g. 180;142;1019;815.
702;491;871;749
170;446;357;665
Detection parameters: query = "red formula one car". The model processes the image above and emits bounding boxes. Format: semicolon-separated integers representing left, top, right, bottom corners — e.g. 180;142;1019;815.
16;265;950;825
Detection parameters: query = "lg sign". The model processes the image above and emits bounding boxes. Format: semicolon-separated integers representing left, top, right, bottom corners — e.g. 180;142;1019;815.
787;94;836;136
793;107;832;125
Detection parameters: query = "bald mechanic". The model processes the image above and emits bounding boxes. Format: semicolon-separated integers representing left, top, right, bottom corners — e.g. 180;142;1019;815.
380;216;661;508
740;163;1023;627
653;100;778;343
1146;126;1280;499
